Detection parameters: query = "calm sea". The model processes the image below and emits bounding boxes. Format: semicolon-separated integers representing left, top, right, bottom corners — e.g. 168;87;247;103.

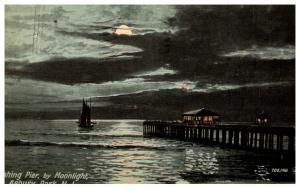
5;119;295;184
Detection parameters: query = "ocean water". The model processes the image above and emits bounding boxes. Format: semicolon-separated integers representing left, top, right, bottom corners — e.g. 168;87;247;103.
5;119;295;184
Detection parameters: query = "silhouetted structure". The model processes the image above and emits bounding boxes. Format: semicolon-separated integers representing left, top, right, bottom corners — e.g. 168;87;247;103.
143;121;295;153
182;108;220;125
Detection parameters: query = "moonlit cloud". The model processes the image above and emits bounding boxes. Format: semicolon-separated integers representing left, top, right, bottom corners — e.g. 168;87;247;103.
5;19;142;65
6;77;196;103
194;81;291;93
6;75;292;106
133;67;178;77
5;36;142;65
5;5;175;65
222;45;295;60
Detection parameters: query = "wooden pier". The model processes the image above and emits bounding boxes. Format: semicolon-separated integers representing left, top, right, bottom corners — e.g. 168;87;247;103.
143;121;295;153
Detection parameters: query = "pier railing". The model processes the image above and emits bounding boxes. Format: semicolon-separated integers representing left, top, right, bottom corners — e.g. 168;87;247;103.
143;121;295;152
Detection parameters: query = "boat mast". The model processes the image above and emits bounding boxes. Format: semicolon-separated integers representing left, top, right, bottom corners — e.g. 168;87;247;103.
90;97;92;111
90;97;92;123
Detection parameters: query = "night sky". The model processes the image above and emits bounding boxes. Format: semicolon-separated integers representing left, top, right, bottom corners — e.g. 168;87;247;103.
5;5;295;123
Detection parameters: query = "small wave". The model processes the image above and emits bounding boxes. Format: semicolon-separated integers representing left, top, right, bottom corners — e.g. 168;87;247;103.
79;134;142;139
18;132;142;139
5;139;184;151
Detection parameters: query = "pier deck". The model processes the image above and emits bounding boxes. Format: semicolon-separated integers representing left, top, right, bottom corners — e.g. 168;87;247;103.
143;121;295;152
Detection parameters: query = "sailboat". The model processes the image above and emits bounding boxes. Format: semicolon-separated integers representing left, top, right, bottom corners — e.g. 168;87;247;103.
78;98;95;128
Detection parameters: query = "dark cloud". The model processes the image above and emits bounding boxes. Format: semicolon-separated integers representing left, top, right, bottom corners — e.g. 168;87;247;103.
6;55;148;85
162;6;295;74
169;5;295;47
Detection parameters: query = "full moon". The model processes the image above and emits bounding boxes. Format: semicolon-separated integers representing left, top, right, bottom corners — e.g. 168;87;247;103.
114;25;133;36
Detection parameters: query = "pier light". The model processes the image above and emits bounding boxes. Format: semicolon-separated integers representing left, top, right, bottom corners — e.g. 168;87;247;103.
256;111;271;127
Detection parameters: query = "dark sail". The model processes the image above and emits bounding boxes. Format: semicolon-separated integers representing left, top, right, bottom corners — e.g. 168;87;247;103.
79;98;93;128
